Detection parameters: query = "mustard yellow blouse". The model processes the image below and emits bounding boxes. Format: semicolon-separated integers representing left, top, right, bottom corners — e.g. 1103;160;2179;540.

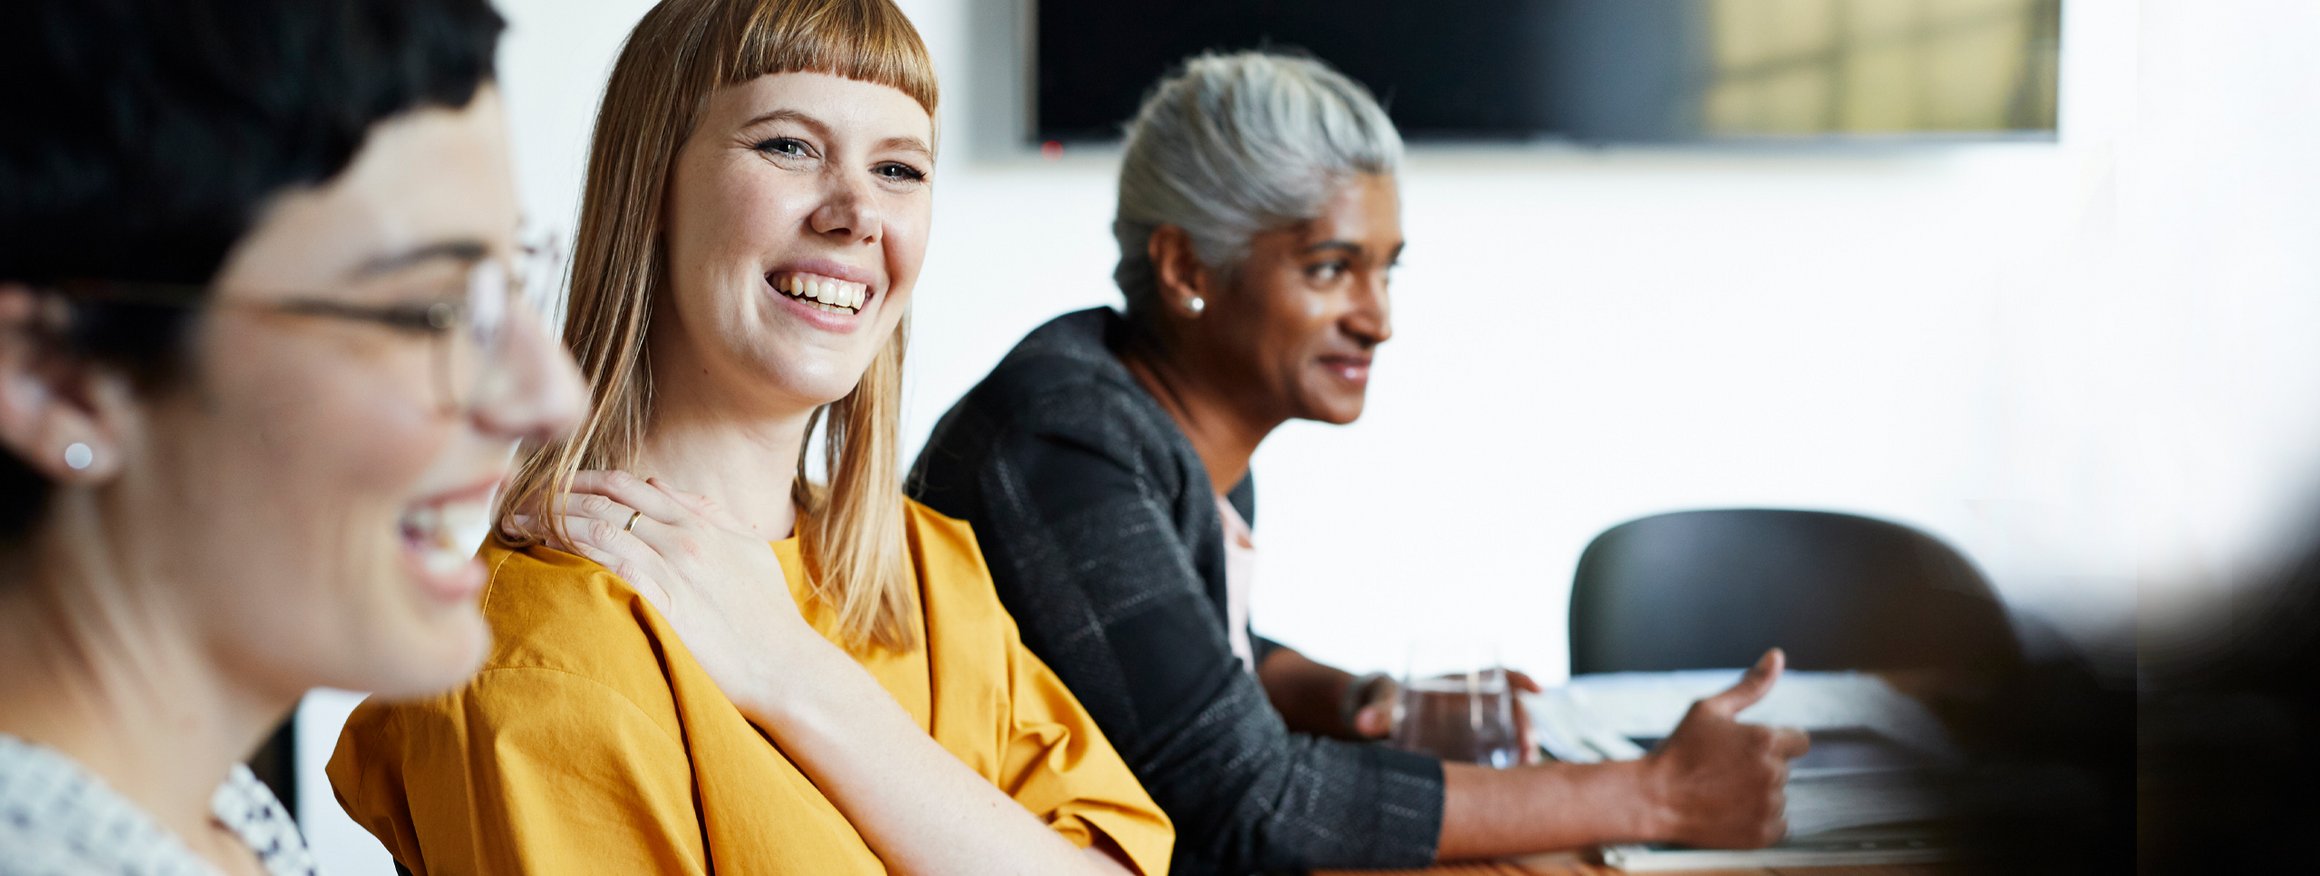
328;500;1172;875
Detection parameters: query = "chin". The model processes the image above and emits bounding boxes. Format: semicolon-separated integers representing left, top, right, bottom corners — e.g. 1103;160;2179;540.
748;350;873;408
349;612;494;700
1308;400;1368;426
768;378;868;412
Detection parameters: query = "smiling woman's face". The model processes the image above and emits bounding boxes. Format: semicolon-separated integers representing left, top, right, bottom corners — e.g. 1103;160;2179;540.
127;86;582;700
656;71;935;414
1196;173;1401;426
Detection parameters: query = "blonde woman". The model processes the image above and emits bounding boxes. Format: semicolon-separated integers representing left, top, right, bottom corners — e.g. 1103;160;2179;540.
326;0;1171;873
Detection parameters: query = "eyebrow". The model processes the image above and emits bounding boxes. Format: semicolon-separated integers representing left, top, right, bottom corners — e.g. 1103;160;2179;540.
742;109;931;158
877;135;933;159
742;108;825;134
1300;240;1408;263
349;239;491;280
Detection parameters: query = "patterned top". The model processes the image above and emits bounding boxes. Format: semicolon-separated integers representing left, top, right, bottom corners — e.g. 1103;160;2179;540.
910;308;1447;875
0;734;318;876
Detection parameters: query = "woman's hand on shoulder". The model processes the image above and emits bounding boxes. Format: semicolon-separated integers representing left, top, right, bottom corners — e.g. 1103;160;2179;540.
514;470;818;713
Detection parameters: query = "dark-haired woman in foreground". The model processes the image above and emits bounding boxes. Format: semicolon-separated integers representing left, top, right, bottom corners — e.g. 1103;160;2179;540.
912;51;1807;873
0;1;581;872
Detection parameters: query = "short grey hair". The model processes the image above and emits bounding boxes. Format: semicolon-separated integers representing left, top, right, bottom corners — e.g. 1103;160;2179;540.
1112;51;1404;320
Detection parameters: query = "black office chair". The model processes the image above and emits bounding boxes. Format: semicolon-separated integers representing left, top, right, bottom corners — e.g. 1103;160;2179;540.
1567;509;2020;678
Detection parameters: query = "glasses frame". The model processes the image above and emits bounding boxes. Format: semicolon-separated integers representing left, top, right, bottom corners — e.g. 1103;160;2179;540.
37;237;561;415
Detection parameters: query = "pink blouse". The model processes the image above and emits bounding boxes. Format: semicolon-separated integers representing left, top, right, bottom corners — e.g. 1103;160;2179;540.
1215;494;1257;674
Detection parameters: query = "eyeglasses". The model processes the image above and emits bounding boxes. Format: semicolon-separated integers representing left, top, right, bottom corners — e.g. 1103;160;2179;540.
44;235;564;414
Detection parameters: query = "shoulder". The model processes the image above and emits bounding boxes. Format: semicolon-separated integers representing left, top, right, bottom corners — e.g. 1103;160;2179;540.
218;765;318;876
898;500;1017;632
901;498;981;561
340;664;683;752
342;541;687;748
0;735;229;875
943;308;1164;441
331;661;689;817
917;311;1194;514
474;540;665;681
900;500;995;603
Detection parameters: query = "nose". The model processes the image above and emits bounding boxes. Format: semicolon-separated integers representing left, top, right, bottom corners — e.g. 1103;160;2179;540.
470;303;584;444
1345;271;1392;347
808;169;883;245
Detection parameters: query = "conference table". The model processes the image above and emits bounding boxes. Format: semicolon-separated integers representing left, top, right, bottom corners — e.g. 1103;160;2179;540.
1317;854;1956;875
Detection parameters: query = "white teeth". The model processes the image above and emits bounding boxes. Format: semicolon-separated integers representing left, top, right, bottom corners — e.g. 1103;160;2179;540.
423;546;469;575
772;273;866;312
401;505;439;539
402;501;487;576
437;503;490;548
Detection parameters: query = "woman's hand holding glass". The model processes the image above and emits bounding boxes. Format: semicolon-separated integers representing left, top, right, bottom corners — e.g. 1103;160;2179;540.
517;469;814;713
1355;667;1545;764
1375;641;1547;767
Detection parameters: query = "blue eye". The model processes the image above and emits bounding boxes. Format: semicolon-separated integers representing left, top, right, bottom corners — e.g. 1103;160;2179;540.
754;137;809;158
875;162;928;182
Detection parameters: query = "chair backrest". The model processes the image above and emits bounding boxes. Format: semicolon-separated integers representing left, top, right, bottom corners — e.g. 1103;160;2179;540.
1568;509;2019;677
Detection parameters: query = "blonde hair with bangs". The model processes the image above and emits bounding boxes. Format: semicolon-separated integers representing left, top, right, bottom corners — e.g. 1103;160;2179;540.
496;0;937;650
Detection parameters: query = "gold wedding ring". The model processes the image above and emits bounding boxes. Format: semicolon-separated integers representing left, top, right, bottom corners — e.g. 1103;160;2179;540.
622;509;644;533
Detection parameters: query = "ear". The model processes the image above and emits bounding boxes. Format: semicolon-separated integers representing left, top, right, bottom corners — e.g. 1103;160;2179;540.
1146;225;1216;316
0;283;131;484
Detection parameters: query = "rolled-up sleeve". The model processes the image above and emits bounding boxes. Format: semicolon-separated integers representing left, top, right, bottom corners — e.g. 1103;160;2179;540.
949;389;1446;874
996;623;1178;876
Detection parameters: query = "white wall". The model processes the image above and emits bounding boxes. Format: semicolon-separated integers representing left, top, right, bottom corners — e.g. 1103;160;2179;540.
890;0;2150;674
301;0;2320;870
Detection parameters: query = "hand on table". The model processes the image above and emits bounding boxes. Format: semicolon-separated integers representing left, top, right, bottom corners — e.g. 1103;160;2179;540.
1639;648;1812;848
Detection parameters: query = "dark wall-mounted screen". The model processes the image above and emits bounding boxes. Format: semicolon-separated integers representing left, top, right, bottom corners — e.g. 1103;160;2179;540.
1035;0;2061;144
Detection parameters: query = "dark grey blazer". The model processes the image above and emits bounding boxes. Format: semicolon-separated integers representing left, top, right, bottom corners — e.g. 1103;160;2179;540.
909;308;1444;875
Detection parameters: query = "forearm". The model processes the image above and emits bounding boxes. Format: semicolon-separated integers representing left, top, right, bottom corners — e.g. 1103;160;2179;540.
1435;760;1669;861
1254;646;1361;738
737;642;1129;876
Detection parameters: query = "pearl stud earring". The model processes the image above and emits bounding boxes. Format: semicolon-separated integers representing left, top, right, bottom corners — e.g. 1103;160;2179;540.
64;442;93;471
1186;296;1206;315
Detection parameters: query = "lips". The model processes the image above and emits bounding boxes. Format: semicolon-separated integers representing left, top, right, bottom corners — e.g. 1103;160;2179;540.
1319;354;1373;384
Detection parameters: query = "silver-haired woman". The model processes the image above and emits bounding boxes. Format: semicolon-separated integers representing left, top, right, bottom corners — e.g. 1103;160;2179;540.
911;51;1806;872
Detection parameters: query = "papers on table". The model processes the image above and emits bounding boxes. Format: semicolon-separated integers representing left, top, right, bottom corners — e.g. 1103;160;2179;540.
1522;670;1963;870
1599;827;1958;872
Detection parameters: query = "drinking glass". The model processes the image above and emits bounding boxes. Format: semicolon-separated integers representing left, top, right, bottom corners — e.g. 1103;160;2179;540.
1389;641;1523;768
